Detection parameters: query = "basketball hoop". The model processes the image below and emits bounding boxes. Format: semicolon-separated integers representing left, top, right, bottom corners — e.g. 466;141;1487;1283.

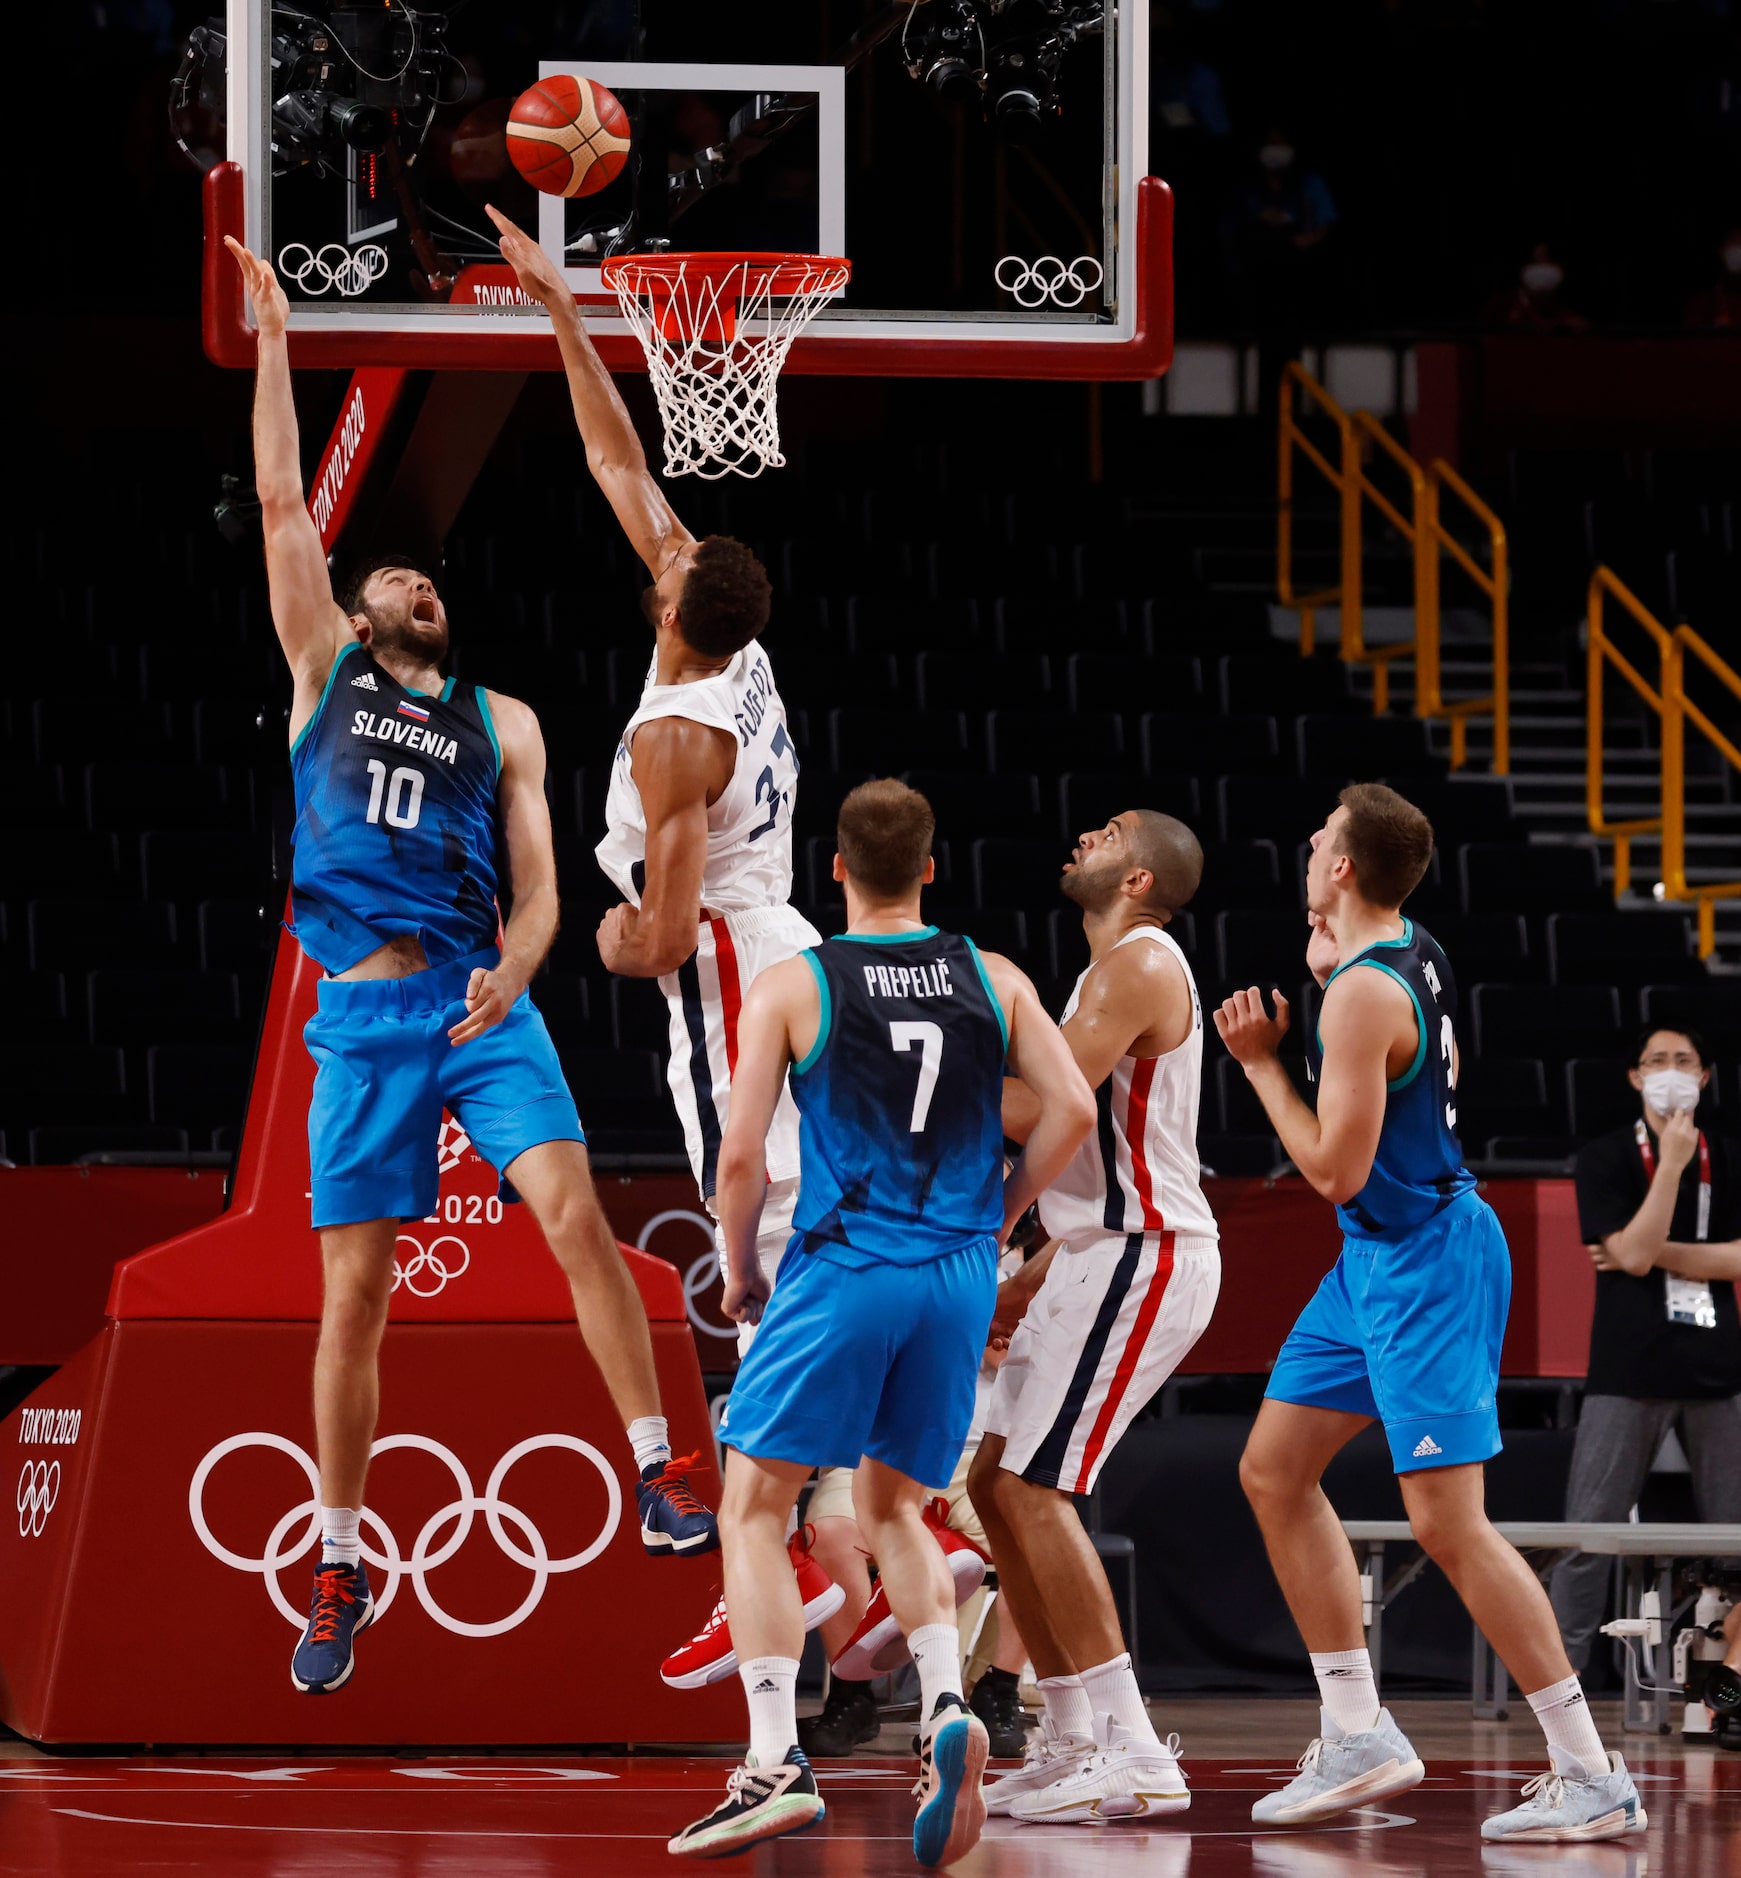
601;251;851;480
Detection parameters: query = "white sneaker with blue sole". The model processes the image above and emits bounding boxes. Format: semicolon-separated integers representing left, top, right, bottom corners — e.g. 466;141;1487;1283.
913;1695;989;1868
1252;1708;1425;1826
1480;1748;1647;1843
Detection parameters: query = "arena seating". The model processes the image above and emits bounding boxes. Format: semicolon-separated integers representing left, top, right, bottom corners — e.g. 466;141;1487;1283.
4;415;1733;1176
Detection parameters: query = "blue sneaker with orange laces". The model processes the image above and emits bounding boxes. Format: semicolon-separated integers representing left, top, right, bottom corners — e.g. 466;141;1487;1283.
637;1451;720;1557
290;1560;374;1693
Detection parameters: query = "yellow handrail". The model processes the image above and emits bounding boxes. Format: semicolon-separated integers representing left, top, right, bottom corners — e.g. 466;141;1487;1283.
1585;566;1670;902
1277;362;1358;660
1666;624;1741;957
1277;361;1510;773
1427;460;1511;777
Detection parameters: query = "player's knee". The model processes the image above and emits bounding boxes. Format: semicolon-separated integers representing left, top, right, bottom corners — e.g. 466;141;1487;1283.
1238;1438;1292;1512
321;1272;392;1346
538;1186;615;1266
966;1449;1003;1527
1406;1495;1483;1566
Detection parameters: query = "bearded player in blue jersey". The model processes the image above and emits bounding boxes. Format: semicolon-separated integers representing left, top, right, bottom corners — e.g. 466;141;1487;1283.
1218;784;1645;1845
229;240;714;1697
668;781;1095;1865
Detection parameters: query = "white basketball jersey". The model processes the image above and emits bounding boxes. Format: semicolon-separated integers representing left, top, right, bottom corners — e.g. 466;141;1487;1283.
596;640;798;912
1040;925;1219;1246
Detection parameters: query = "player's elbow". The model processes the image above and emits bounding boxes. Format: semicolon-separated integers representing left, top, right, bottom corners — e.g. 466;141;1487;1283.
1313;1161;1368;1207
715;1135;764;1194
1605;1234;1655;1277
1059;1087;1098;1147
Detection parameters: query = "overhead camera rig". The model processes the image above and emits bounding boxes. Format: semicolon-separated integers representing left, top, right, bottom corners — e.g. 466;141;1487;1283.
901;0;1105;134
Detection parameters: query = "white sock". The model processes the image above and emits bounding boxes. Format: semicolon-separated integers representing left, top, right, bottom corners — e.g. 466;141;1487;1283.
740;1656;800;1768
1079;1652;1162;1749
1037;1672;1095;1742
1311;1648;1380;1737
320;1506;361;1568
909;1623;962;1723
1527;1674;1607;1779
628;1415;671;1475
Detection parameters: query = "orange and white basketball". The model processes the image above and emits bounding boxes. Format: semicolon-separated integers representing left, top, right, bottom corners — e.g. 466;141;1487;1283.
506;76;631;199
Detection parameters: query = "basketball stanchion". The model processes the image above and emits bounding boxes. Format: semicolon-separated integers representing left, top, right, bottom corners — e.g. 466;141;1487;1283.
602;252;852;479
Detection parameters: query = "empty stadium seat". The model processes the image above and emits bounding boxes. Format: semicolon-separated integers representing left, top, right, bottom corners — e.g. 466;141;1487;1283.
28;1123;192;1164
1639;981;1741;1055
1216;775;1326;845
996;598;1135;656
1216;1054;1311;1135
85;762;235;834
34;698;173;765
1455;1057;1553;1144
1068;653;1200;714
973;839;1064;907
198;900;274;973
610;978;675;1054
1192;840;1281;910
1470;983;1621;1059
1459;844;1607;917
29;899;181;974
908;769;1042;841
1295;714;1438;780
1198;1132;1286;1177
986;709;1123;774
1422;914;1533;986
1547;911;1701;987
88;969;242;1048
0;1044;129;1129
141;829;269;903
1216;910;1309;986
1145;714;1278;775
1566;1058;1649;1137
916;650;1050;712
924;903;1030;961
832;709;971;773
4;829;125;897
1219;654;1360;717
147;1044;249;1131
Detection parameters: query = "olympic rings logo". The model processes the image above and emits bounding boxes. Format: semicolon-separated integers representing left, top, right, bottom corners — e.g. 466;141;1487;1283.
188;1432;622;1639
392;1232;471;1298
278;242;389;299
994;254;1105;309
17;1461;60;1539
636;1208;735;1341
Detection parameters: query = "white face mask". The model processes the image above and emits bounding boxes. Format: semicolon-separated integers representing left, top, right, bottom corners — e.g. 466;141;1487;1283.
1521;262;1563;295
1723;242;1741;276
1642;1068;1702;1115
1259;143;1295;172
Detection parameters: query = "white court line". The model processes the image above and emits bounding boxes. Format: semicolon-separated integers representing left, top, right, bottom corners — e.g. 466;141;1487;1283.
55;1806;1417;1841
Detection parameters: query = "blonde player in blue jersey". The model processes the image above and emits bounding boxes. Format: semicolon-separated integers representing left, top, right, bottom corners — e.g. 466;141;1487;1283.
228;240;714;1698
1217;784;1645;1845
668;781;1095;1865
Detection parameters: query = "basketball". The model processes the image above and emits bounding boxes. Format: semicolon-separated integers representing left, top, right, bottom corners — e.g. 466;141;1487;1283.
506;75;631;198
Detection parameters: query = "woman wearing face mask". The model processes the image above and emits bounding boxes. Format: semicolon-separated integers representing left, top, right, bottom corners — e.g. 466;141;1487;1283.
1483;241;1590;333
1683;226;1741;328
1548;1026;1741;1675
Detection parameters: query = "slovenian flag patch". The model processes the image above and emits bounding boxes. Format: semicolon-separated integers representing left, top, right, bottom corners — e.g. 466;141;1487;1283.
397;700;431;723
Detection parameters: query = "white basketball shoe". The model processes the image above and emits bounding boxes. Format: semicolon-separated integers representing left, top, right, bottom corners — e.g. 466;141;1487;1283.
1008;1721;1191;1824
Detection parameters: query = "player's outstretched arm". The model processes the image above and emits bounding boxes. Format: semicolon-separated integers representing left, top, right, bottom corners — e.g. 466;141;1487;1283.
223;238;352;737
987;956;1097;1241
597;716;734;978
485;205;695;582
449;695;558;1045
1215;973;1391;1204
716;958;814;1322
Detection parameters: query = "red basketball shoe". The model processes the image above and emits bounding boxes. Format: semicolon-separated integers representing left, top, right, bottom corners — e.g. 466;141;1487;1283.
830;1497;988;1681
661;1525;846;1690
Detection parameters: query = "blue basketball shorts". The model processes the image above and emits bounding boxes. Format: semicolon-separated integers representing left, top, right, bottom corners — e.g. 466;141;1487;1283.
1265;1189;1511;1473
720;1236;999;1489
304;945;585;1230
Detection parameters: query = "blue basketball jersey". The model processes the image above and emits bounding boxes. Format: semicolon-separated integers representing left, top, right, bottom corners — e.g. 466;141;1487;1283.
289;641;504;974
789;927;1009;1268
1306;916;1477;1239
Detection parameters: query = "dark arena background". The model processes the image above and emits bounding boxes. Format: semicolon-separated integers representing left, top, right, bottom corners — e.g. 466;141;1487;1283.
1;1;1739;1872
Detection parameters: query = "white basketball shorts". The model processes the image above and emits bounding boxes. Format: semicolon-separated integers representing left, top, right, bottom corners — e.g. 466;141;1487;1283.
660;903;822;1204
984;1230;1220;1494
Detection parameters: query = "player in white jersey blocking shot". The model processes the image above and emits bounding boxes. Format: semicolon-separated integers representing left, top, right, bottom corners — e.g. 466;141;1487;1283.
970;811;1221;1826
488;206;835;1674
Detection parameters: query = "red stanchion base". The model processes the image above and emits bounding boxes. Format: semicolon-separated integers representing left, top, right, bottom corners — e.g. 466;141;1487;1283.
2;1319;742;1745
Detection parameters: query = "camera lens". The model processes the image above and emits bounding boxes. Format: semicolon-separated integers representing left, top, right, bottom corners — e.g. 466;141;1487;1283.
330;98;392;153
926;56;977;102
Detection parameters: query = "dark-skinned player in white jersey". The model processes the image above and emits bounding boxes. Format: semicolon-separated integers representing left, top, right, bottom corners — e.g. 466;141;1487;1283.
486;207;848;1681
225;238;714;1699
1218;784;1645;1844
972;810;1222;1825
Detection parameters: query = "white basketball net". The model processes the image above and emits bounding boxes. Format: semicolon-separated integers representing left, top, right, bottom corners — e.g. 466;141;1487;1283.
604;255;850;480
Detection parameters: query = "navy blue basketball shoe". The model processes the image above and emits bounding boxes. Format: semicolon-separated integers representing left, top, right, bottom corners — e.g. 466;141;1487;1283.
637;1450;720;1557
290;1561;375;1693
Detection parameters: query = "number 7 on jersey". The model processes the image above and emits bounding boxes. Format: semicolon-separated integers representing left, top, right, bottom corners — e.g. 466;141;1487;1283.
890;1021;944;1132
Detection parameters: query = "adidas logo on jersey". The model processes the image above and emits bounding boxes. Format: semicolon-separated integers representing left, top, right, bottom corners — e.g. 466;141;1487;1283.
351;671;378;690
1412;1435;1444;1458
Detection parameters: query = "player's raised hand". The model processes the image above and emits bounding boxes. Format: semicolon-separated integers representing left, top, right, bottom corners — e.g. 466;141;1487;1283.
223;236;289;340
448;964;521;1046
721;1264;770;1327
1214;986;1291;1066
484;204;574;309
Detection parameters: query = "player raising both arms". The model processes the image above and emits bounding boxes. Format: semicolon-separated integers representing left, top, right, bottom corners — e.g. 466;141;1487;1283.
1218;784;1645;1844
225;238;714;1696
486;207;838;1664
971;811;1222;1826
669;780;1096;1863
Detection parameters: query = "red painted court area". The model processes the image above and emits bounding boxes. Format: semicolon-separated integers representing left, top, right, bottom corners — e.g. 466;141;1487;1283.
0;1755;1733;1876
